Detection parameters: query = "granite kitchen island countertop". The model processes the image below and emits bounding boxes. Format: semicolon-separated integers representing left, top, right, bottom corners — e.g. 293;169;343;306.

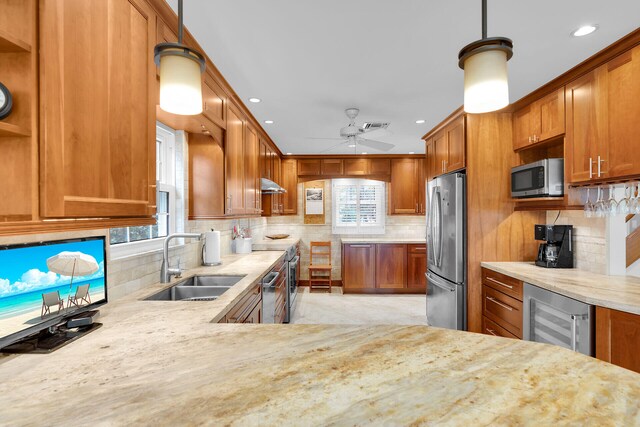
481;262;640;315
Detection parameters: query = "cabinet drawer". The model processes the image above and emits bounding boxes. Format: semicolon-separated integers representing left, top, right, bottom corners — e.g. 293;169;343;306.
482;268;523;301
226;283;262;323
408;244;426;253
482;316;519;340
482;285;523;338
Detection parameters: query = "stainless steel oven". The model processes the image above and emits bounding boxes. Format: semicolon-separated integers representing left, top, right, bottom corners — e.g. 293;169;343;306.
511;158;564;198
284;245;299;323
523;283;594;356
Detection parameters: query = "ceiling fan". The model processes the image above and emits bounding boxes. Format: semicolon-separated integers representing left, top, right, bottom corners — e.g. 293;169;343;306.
307;108;395;153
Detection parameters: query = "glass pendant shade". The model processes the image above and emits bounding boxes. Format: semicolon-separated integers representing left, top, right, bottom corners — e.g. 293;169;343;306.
159;53;203;115
463;49;509;114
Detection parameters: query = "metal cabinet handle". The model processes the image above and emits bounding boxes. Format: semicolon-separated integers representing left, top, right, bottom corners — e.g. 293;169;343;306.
415;202;419;212
570;314;578;351
350;244;371;248
589;157;593;179
528;136;532;143
486;296;513;311
597;156;605;177
486;328;497;336
486;277;513;290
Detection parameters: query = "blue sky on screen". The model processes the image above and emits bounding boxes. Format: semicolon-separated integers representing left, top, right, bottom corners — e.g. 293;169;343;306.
0;239;105;297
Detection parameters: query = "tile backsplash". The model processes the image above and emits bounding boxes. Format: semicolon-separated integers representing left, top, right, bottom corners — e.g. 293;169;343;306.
545;210;606;274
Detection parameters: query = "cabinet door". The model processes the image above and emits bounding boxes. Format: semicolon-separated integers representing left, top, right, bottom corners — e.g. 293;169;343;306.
407;244;426;291
188;132;225;218
389;159;418;214
538;87;565;142
343;244;376;291
607;46;640;179
344;158;369;175
433;131;447;177
425;138;435;182
417;158;426;214
281;159;298;214
40;0;156;218
513;104;535;150
202;71;227;129
565;68;609;183
376;244;407;289
272;154;282;214
244;124;259;214
259;140;270;179
225;104;245;214
321;159;343;176
445;116;465;172
244;301;262;324
369;158;391;175
596;307;640;373
298;159;321;175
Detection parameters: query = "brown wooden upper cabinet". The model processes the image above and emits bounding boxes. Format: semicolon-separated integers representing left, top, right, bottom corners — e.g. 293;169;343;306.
565;68;609;183
342;158;391;176
389;159;423;215
281;159;298;214
425;138;436;182
321;159;343;175
245;124;260;215
202;71;228;130
298;159;321;176
431;115;466;178
40;0;156;218
188;131;225;218
225;103;246;215
513;87;565;151
272;154;283;214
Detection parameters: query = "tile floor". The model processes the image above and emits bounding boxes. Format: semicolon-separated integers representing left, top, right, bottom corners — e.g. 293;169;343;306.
290;287;428;325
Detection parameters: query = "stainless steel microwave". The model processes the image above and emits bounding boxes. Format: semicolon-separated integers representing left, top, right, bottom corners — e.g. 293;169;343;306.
511;159;564;198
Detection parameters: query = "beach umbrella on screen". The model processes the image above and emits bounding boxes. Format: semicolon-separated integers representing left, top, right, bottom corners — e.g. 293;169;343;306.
46;251;99;298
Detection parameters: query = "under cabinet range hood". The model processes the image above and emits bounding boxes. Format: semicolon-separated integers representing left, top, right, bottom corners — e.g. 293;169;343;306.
261;178;286;194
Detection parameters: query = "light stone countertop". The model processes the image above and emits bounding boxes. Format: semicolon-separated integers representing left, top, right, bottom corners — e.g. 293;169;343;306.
0;254;639;425
341;237;426;244
481;262;640;315
251;237;300;251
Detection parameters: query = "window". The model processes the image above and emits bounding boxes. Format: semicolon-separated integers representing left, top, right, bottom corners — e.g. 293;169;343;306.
109;123;177;255
332;179;385;234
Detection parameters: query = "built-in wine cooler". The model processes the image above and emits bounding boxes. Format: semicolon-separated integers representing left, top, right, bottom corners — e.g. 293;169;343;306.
523;283;594;356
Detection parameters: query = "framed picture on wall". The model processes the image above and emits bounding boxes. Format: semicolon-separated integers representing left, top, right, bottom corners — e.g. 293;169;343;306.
305;188;324;215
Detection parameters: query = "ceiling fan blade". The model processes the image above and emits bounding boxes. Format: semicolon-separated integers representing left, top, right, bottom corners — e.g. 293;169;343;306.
305;137;346;141
357;138;395;151
318;142;347;154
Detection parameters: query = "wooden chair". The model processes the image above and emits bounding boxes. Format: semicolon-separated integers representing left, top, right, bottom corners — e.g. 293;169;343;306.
68;284;91;309
308;241;332;292
41;290;64;318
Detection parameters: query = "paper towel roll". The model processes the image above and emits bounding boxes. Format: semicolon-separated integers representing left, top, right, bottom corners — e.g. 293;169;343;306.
203;230;221;265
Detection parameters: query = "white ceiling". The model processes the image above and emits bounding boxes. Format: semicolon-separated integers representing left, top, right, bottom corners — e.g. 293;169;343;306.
169;1;640;155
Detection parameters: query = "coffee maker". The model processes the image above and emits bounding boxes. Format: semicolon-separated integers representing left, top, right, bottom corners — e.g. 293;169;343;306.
535;224;573;268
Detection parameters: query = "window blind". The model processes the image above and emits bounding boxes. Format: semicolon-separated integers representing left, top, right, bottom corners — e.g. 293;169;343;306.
332;179;385;235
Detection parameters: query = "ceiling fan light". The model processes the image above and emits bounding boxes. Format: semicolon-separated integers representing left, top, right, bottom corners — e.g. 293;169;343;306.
158;52;204;115
462;49;509;113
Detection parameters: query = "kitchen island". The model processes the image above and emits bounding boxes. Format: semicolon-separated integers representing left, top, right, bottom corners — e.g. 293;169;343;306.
0;253;639;425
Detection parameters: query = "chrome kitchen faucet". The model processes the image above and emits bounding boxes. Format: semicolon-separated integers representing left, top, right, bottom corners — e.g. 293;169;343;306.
160;233;203;283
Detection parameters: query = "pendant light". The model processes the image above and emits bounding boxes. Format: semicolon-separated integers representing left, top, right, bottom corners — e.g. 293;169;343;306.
154;0;206;115
458;0;513;114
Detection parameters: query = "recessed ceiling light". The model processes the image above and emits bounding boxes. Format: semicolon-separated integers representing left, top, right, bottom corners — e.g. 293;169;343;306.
264;120;274;124
348;144;356;148
248;97;261;103
286;152;292;155
362;152;368;154
571;25;598;37
415;120;426;124
409;152;415;154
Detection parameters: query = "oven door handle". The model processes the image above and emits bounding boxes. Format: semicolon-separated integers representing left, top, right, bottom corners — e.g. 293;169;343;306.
291;255;300;265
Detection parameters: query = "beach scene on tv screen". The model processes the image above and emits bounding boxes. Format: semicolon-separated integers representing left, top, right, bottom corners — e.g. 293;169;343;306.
0;239;105;339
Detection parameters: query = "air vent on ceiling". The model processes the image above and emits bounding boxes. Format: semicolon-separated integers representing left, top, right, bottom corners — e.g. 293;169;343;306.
361;122;390;132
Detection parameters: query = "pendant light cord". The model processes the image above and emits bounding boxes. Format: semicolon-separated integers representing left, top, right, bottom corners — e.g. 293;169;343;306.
178;0;184;44
482;0;487;39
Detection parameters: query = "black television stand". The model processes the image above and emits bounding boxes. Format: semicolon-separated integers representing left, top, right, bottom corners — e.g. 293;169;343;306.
1;310;102;354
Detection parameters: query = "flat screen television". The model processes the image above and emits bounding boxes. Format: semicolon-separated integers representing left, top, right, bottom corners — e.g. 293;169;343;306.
0;236;107;350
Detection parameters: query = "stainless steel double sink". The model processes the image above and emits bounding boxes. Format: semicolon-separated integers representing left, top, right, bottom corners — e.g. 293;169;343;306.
145;275;245;301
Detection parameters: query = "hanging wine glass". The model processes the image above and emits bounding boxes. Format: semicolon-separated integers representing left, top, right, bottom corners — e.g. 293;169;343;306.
584;188;594;218
630;182;640;215
618;184;631;215
607;184;619;215
594;187;606;218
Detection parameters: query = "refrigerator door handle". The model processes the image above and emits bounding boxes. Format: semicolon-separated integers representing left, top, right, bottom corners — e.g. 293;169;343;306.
435;187;444;268
427;273;456;292
427;186;438;264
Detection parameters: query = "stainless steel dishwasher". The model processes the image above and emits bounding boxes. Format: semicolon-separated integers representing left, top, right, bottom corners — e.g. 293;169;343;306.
261;271;280;324
523;283;594;356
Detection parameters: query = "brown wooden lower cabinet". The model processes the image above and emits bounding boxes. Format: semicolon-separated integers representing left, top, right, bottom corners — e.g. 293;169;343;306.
482;316;518;339
596;306;640;373
481;268;523;339
343;243;426;294
223;282;262;324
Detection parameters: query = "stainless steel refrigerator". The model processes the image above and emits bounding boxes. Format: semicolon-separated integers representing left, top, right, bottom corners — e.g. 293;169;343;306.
426;172;466;330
